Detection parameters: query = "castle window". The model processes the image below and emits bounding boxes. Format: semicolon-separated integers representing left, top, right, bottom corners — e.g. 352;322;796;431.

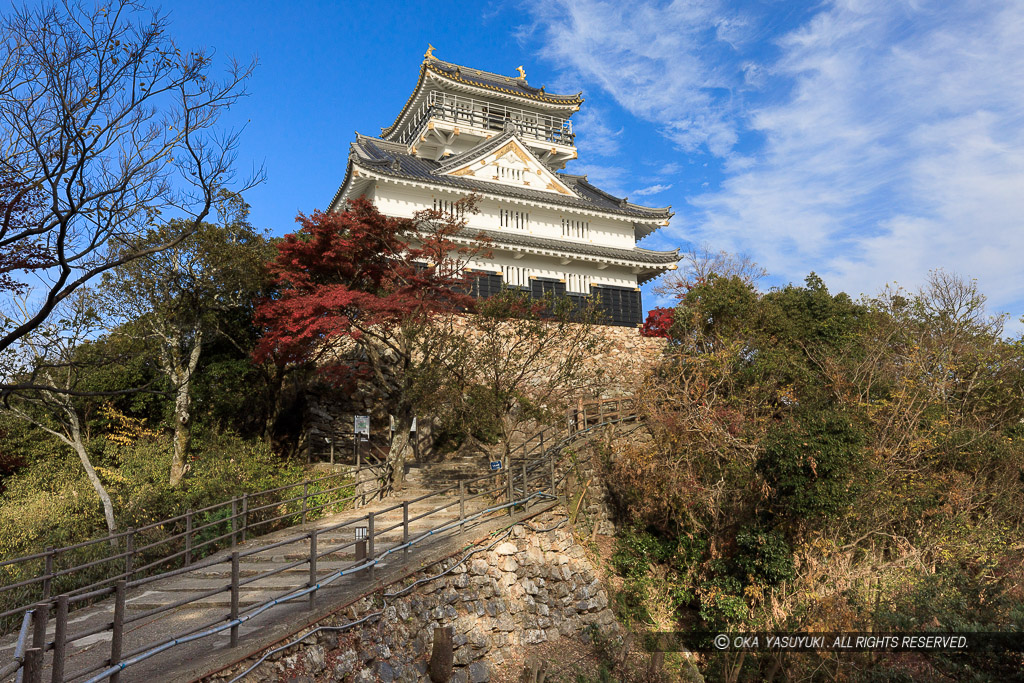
561;218;589;240
502;265;529;287
433;197;465;221
499;208;529;230
497;166;524;181
566;273;591;293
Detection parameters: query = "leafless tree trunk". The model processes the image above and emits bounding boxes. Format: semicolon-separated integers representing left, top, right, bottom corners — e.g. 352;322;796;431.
1;291;119;538
387;410;414;492
0;0;261;383
68;410;117;537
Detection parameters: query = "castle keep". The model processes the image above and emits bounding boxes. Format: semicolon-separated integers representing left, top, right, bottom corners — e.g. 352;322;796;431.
329;47;678;326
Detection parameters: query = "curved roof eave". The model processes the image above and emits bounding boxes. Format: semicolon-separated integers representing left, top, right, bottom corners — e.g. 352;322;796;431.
450;227;680;268
328;157;361;213
424;62;583;106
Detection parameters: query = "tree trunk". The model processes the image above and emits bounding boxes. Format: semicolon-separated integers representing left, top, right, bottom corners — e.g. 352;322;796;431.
262;364;286;445
69;413;117;540
428;627;454;683
646;651;664;682
387;409;414;493
169;332;203;487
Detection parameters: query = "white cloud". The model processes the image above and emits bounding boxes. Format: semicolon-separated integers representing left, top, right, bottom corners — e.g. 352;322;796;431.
525;0;742;156
572;107;624;157
527;0;1024;323
689;0;1024;320
633;183;673;197
656;162;683;176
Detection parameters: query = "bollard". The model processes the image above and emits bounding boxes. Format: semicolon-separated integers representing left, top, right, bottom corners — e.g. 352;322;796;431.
42;548;54;600
301;483;309;525
308;531;318;610
23;648;43;683
185;509;193;567
458;481;465;529
125;529;134;580
522;461;529;508
230;552;240;648
402;501;410;562
51;595;69;683
30;602;48;674
549;457;556;499
428;627;454;683
507;469;514;517
231;498;238;549
367;512;375;581
111;581;126;683
241;493;249;543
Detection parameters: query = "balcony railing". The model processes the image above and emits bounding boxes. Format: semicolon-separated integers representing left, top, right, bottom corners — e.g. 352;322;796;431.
398;91;575;147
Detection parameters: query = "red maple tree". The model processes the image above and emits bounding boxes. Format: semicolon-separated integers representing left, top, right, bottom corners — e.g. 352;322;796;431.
253;196;485;487
641;307;676;338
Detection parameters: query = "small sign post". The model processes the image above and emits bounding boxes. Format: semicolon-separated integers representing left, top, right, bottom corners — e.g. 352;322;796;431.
354;415;369;467
489;460;502;471
354;415;370;441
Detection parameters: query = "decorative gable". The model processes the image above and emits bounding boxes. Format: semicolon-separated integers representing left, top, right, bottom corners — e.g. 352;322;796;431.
439;136;574;196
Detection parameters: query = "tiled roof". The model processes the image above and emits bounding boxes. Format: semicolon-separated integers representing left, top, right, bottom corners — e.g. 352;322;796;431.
455;226;679;266
425;59;583;106
434;128;518;174
339;135;673;221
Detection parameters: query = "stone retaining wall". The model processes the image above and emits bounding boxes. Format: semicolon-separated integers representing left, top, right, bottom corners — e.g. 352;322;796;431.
209;511;619;683
303;319;667;463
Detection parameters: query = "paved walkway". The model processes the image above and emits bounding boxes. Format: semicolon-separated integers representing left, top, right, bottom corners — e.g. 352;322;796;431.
0;465;523;683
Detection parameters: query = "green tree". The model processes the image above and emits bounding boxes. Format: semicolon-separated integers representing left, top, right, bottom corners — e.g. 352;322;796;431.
601;266;1024;681
0;290;122;535
104;195;272;485
446;290;608;468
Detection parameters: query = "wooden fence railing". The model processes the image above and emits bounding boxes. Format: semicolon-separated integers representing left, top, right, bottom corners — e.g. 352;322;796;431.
2;396;637;683
0;465;389;630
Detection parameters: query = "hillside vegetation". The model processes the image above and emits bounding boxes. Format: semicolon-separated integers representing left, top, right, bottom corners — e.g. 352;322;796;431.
603;268;1024;681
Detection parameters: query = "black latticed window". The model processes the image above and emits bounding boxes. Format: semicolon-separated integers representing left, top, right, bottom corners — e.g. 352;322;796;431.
591;284;642;327
464;271;503;298
529;277;566;299
442;270;643;327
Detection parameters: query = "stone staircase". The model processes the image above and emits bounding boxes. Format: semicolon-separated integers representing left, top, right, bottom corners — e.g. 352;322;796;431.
405;455;490;492
0;466;502;683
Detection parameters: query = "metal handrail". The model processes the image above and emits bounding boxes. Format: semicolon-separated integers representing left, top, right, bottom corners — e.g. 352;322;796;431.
0;610;31;678
2;395;635;682
0;466;380;625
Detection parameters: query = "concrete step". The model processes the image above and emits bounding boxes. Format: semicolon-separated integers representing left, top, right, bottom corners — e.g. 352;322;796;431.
125;589;283;610
153;575;311;592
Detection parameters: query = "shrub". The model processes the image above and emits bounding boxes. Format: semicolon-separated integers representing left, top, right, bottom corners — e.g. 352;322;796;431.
758;410;864;522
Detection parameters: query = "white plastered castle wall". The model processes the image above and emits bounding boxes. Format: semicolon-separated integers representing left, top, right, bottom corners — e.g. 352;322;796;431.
369;180;643;292
371;181;639;249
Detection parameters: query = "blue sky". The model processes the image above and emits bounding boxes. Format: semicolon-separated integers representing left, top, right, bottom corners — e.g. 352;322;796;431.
166;0;1024;328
